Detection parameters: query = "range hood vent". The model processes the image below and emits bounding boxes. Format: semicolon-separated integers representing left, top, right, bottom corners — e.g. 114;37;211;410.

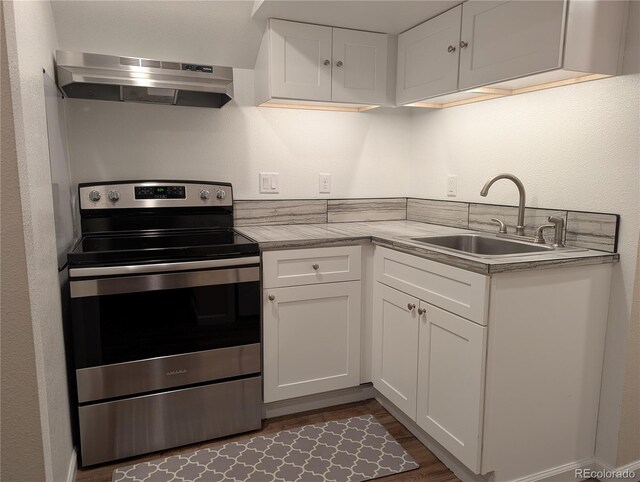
55;51;233;108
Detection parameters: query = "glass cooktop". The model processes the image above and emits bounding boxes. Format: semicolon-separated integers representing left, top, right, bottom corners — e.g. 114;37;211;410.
68;228;258;266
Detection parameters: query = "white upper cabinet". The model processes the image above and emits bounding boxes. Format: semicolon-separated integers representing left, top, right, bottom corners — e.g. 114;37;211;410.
269;19;333;102
396;5;462;105
332;27;388;104
458;0;565;90
396;0;628;106
255;19;389;108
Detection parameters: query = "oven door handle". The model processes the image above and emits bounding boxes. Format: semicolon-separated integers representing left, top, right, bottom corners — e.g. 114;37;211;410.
69;256;260;278
70;265;260;298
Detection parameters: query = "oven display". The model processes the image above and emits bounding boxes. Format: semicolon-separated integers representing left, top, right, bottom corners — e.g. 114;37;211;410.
135;185;186;199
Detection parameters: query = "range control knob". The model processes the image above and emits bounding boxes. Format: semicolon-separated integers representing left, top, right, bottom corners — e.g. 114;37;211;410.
200;189;211;200
215;189;226;200
88;190;101;202
108;191;120;202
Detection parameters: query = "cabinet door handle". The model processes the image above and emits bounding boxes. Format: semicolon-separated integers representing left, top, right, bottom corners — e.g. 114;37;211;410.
312;263;320;270
418;308;426;316
407;303;416;311
447;45;456;53
323;59;330;66
459;40;468;49
336;60;343;67
268;294;275;301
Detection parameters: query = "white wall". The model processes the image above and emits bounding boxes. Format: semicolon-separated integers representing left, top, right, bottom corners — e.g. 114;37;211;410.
617;236;640;467
66;69;414;199
3;1;74;481
408;5;640;468
1;3;48;480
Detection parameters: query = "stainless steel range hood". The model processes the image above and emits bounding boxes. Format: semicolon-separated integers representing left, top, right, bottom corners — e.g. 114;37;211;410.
55;51;233;108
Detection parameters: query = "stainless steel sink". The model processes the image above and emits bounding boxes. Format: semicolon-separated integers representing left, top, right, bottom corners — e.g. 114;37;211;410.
409;234;555;258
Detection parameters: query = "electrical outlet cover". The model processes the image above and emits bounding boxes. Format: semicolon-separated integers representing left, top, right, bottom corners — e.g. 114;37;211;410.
319;173;331;194
447;175;457;197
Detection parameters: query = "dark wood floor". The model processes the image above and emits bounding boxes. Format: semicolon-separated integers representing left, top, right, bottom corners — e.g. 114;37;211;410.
76;398;459;482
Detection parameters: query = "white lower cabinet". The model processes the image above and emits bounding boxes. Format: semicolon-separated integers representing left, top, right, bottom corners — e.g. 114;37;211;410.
373;283;487;472
263;280;361;403
372;283;420;419
416;302;486;472
373;246;488;472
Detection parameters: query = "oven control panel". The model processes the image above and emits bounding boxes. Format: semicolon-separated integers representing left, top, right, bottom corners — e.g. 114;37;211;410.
79;181;232;209
134;185;186;200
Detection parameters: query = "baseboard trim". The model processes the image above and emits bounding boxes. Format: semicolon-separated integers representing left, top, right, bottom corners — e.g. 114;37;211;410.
595;458;640;482
66;448;77;482
263;383;374;419
514;458;598;482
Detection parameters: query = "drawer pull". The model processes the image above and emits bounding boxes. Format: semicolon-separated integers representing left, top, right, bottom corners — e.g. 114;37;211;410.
312;263;320;270
407;303;416;311
268;294;275;301
418;308;426;316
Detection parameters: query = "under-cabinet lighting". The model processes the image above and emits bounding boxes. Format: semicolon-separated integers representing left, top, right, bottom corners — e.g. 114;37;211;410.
259;100;379;113
465;87;513;95
507;73;610;95
408;94;503;109
410;73;611;109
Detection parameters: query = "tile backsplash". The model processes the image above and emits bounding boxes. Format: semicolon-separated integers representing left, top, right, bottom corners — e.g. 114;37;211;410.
406;199;468;228
234;200;327;226
565;211;619;252
327;198;407;223
235;197;619;253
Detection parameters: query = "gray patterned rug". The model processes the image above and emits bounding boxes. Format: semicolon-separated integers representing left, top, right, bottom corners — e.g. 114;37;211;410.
112;415;418;482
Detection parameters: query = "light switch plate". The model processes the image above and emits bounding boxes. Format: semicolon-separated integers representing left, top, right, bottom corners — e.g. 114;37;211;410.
259;172;280;194
447;175;457;197
319;173;331;194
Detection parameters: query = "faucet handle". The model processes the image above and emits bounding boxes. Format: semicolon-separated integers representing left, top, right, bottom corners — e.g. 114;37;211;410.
491;218;507;234
533;224;554;244
548;216;565;247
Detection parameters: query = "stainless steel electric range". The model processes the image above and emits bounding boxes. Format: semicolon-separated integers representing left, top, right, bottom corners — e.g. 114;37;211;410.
67;180;262;467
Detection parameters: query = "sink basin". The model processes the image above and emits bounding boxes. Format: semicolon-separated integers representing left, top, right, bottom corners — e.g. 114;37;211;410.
409;234;554;258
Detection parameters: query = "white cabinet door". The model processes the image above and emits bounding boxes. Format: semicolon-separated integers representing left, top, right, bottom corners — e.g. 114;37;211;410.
416;302;487;472
263;281;361;403
458;0;565;90
331;28;388;104
372;283;419;420
269;19;333;101
396;5;462;105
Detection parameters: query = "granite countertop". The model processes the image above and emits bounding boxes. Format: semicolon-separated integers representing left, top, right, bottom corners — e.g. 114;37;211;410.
235;220;619;274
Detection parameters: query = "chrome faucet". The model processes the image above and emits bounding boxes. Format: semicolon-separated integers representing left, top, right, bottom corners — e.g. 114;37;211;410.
480;173;527;236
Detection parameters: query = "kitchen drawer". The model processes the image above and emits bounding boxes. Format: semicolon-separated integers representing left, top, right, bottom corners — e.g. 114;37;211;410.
78;376;262;466
374;246;489;325
263;246;361;288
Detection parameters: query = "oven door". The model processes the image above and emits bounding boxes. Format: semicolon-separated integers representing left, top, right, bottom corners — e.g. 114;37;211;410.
69;257;261;402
